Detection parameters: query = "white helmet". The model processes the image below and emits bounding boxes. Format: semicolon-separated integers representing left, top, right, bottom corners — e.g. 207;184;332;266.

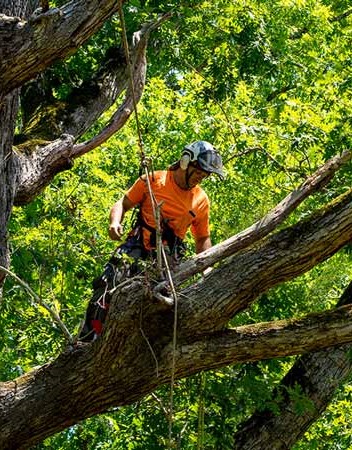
180;141;224;180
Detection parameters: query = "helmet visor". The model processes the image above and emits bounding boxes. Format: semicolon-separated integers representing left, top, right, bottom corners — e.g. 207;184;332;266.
197;150;224;180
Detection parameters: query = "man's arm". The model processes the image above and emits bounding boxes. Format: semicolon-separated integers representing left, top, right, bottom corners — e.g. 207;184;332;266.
108;195;135;240
195;235;212;254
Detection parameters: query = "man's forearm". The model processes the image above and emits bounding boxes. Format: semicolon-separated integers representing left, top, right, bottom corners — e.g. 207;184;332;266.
195;236;212;254
108;198;126;240
110;199;125;226
109;196;135;240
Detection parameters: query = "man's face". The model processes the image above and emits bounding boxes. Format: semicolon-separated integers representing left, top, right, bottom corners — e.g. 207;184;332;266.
186;162;210;188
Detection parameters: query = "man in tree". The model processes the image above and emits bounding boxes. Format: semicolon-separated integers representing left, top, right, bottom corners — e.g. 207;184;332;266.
79;140;224;341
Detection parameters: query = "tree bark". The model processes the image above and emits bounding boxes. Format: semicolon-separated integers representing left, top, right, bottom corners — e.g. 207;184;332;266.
0;0;28;294
0;0;122;96
0;92;19;289
233;281;352;450
1;192;352;448
177;188;352;335
0;0;37;18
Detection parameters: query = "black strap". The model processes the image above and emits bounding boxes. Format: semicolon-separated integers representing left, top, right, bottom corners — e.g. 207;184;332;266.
135;208;185;257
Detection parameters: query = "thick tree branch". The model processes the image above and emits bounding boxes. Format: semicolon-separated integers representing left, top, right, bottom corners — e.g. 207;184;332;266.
2;289;352;449
178;188;352;335
18;14;171;143
169;304;352;377
233;281;352;450
18;45;129;141
14;134;74;205
0;0;122;96
0;88;20;287
155;150;352;293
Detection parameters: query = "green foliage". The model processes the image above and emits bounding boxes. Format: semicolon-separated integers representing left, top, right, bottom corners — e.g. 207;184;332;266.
2;148;133;378
3;0;352;447
293;384;352;450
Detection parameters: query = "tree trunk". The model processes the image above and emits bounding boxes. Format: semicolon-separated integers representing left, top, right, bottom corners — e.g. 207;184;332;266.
1;191;352;448
0;92;19;289
233;281;352;449
0;0;35;291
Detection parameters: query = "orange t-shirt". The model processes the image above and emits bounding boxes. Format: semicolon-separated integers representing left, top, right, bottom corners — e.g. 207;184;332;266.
125;170;210;250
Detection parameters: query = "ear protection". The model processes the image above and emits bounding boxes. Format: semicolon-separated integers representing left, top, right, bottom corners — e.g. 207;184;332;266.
180;153;190;170
180;146;200;170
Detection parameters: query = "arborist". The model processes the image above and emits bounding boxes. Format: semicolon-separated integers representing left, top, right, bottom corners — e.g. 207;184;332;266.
79;140;224;341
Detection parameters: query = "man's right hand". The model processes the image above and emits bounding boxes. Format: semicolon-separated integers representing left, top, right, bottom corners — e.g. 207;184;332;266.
108;223;124;240
109;196;134;240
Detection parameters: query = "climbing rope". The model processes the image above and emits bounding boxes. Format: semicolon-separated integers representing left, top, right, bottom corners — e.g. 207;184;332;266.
117;0;163;271
197;371;206;450
117;3;180;447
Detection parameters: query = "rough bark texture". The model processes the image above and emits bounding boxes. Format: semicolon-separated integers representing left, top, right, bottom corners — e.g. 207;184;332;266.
1;296;352;449
0;0;26;291
233;281;352;450
1;191;352;449
178;189;352;335
0;0;123;96
1;0;352;449
0;92;19;278
18;45;128;141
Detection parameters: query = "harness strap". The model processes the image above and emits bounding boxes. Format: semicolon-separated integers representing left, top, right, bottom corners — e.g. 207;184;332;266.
135;210;186;258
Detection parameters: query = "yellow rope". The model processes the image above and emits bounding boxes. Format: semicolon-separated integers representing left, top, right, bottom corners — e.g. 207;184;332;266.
117;3;179;447
117;0;164;271
117;0;144;158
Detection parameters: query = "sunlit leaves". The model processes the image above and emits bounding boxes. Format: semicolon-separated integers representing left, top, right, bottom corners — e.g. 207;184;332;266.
4;0;352;447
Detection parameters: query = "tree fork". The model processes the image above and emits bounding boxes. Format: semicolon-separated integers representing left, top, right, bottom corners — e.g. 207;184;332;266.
2;191;352;448
2;301;352;449
178;188;352;335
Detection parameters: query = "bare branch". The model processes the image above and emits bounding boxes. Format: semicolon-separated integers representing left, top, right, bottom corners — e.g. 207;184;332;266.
330;7;352;22
71;49;146;157
0;265;73;344
71;13;171;156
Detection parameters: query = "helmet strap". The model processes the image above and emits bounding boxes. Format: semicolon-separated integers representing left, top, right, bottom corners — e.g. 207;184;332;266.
185;165;193;190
